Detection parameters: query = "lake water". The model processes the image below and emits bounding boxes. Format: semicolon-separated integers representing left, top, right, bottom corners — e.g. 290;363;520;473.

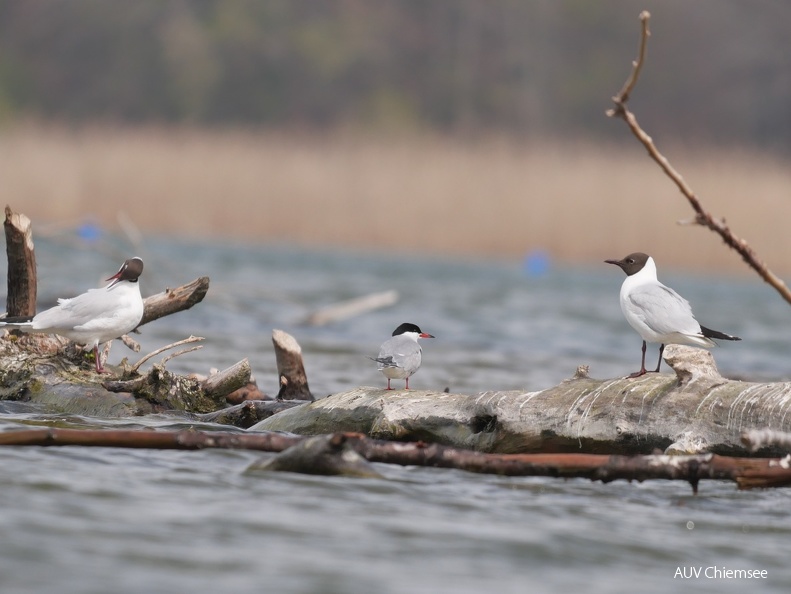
1;235;790;593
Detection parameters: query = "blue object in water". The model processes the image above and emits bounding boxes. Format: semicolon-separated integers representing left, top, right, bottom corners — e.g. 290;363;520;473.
523;250;551;277
77;222;102;243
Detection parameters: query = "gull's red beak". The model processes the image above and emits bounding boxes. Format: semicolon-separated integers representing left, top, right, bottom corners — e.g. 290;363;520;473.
420;333;435;339
105;270;123;289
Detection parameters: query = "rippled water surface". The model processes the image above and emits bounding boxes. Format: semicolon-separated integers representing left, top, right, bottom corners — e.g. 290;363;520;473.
1;236;790;593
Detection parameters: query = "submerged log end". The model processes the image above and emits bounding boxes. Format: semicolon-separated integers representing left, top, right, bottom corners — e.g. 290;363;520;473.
662;344;722;386
246;433;384;478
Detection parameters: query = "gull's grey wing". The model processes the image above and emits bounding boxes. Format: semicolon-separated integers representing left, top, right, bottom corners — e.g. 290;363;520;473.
376;336;422;374
626;282;702;336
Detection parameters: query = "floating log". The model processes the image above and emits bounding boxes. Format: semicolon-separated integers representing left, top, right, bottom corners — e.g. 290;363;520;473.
0;427;788;491
251;345;791;457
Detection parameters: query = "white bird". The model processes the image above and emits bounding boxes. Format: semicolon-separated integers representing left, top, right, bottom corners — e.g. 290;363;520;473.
605;252;740;378
370;322;434;390
1;257;145;373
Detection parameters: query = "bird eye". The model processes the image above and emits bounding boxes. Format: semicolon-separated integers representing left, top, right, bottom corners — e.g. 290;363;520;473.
627;258;634;264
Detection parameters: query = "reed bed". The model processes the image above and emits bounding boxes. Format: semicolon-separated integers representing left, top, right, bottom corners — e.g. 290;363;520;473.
1;123;789;275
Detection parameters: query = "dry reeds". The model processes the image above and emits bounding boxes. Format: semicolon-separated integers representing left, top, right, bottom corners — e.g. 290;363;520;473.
1;122;789;274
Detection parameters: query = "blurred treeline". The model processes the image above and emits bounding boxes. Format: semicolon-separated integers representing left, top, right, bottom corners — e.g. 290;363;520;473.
0;0;789;151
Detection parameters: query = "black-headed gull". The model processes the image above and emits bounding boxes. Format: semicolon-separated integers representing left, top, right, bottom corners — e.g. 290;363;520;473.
1;257;145;373
605;252;740;378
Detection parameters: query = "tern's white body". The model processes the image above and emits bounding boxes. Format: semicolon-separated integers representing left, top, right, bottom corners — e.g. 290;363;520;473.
376;332;424;381
372;323;434;390
618;256;714;348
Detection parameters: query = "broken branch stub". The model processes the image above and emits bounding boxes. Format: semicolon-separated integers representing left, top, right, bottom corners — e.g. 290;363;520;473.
139;276;210;328
201;358;252;399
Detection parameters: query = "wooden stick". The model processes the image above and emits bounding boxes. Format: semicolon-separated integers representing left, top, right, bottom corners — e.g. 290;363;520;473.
0;427;789;491
606;12;791;306
3;206;37;317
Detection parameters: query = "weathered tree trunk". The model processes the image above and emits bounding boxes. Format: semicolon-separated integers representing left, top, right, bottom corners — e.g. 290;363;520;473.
251;345;791;457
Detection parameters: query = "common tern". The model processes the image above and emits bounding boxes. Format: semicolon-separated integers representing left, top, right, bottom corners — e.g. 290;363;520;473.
605;252;740;378
1;257;145;373
371;322;434;390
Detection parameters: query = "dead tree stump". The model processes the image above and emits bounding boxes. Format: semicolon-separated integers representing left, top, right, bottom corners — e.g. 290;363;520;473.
4;206;36;317
272;329;314;401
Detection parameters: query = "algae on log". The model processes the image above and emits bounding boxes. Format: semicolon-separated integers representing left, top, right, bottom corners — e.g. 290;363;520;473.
251;345;791;457
0;333;251;416
0;276;246;417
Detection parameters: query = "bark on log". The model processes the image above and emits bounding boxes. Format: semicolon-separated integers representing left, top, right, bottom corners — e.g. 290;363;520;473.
0;427;789;491
4;206;36;317
251;345;791;457
272;329;314;401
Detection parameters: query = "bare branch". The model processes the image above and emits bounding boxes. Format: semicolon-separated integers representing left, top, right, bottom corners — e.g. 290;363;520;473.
607;12;791;306
130;335;204;374
159;345;202;366
611;10;651;105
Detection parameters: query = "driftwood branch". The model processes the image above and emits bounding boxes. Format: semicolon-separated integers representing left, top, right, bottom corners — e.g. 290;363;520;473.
606;11;791;306
4;206;37;317
0;427;789;491
139;276;210;327
303;290;398;326
742;429;791;453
